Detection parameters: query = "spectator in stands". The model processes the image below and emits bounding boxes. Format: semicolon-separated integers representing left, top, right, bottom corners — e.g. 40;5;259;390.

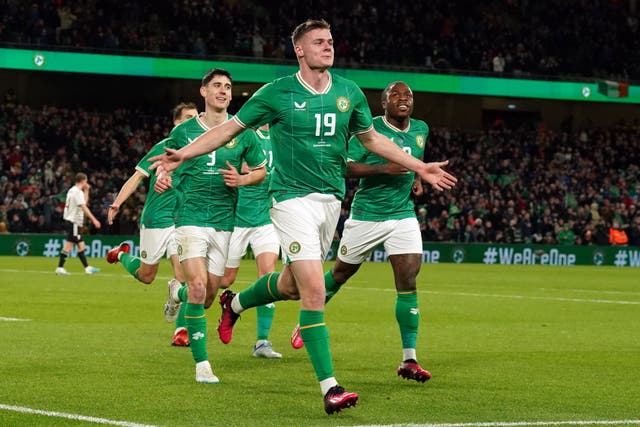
609;219;629;246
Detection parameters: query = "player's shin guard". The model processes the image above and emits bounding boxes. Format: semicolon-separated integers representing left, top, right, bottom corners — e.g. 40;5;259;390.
256;303;275;340
119;252;142;281
185;303;207;363
238;272;282;309
299;310;334;381
395;291;419;350
324;270;343;303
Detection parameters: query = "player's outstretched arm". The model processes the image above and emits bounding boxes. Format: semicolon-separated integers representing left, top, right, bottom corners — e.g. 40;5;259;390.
148;119;244;173
346;161;408;178
356;129;457;191
108;171;145;225
415;161;457;192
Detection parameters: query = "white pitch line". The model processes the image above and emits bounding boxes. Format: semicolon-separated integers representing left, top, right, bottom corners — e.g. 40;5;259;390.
349;286;640;305
0;317;31;322
0;404;159;427
342;419;640;427
0;268;173;281
424;290;640;305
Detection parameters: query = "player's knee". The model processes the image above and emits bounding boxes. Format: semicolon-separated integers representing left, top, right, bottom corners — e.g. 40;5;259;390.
188;282;207;302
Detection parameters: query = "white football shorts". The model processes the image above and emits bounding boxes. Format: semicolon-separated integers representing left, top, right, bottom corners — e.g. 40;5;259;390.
139;225;178;265
270;193;340;262
337;217;422;264
175;225;231;276
226;223;280;268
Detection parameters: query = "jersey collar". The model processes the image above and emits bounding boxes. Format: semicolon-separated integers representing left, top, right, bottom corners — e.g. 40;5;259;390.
382;116;411;133
196;112;232;131
296;71;332;95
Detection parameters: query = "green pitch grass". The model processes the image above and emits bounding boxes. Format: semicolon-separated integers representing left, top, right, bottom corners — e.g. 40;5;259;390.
0;256;638;427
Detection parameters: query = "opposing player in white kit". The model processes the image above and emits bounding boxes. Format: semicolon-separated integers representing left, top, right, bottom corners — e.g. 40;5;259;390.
55;172;101;275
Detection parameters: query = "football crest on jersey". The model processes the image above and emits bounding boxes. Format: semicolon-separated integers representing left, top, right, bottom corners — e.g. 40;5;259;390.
289;241;301;254
416;135;425;148
225;138;239;149
336;96;350;112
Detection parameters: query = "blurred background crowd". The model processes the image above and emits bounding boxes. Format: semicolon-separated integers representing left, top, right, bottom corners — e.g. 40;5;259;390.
1;0;638;81
1;98;638;245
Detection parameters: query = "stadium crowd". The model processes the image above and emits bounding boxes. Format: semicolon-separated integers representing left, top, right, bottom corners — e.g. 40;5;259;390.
1;99;638;246
1;0;638;81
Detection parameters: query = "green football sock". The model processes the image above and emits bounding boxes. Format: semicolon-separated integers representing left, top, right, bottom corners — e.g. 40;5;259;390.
238;272;282;309
324;270;343;303
119;252;141;281
175;300;187;329
256;303;275;340
396;291;419;349
175;283;188;329
177;284;188;302
185;303;207;363
299;310;333;381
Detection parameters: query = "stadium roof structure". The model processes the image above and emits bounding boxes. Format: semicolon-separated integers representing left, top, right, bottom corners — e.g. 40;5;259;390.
2;48;639;104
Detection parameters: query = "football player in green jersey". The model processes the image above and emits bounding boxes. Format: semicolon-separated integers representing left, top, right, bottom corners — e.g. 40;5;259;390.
155;69;267;384
292;81;433;383
150;20;456;414
220;124;283;359
106;102;198;347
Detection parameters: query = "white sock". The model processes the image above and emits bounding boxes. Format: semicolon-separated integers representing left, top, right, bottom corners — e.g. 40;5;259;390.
319;377;338;396
230;294;245;314
403;348;417;361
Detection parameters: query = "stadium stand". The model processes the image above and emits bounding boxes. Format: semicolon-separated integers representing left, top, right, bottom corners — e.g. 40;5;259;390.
1;0;639;81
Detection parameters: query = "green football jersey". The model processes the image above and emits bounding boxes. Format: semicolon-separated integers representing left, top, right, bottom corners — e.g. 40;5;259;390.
136;139;179;228
168;114;267;231
235;72;373;202
235;128;273;227
349;116;428;221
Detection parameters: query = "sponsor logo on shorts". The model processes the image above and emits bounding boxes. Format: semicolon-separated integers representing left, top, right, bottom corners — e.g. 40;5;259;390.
336;96;350;112
141;250;147;259
289;241;301;254
340;245;348;256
